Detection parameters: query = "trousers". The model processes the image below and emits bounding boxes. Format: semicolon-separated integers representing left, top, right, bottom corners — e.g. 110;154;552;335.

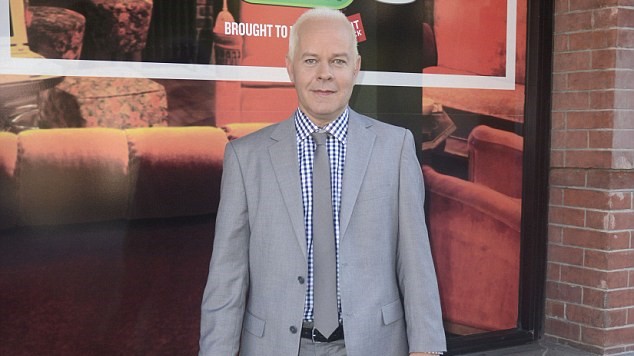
298;338;346;356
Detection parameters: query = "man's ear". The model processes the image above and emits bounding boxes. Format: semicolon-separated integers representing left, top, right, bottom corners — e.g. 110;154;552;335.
286;55;295;83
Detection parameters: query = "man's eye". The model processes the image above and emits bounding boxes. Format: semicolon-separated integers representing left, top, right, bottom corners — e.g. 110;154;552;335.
304;58;317;65
333;59;347;65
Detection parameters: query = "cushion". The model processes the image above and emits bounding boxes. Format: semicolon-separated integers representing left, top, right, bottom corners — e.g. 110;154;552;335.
40;76;168;129
27;6;85;59
126;127;227;219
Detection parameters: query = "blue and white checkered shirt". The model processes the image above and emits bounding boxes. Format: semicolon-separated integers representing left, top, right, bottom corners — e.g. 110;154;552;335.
295;108;348;322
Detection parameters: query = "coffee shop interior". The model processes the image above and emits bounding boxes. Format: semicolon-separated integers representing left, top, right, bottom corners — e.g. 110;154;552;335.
1;0;532;354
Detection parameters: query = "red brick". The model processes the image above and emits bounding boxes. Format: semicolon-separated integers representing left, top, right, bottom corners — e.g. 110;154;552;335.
584;287;608;308
546;281;584;303
561;265;604;287
582;325;634;347
554;51;592;72
550;205;586;226
592;48;617;69
554;0;569;14
547;261;562;281
589;90;615;110
551;168;587;187
552;72;568;91
588;130;614;149
611;210;634;230
570;0;619;11
556;12;593;33
594;7;620;28
565;188;632;210
554;33;570;52
567;110;615;129
552;111;567;129
565;130;589;148
607;289;634;308
546;317;582;341
567;304;628;327
568;71;615;90
549;225;564;244
618;8;634;27
551;130;567;149
552;91;590;110
562;227;631;250
586;210;610;230
617;29;634;48
565;150;613;169
628;307;634;323
569;32;597;50
587;169;634;189
551;150;565;168
566;130;588;149
546;300;566;318
549;244;585;265
586;249;634;270
550;187;565;205
630;270;634;287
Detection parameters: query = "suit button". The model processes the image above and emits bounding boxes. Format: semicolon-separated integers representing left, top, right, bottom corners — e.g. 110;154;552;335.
297;276;305;284
290;326;298;334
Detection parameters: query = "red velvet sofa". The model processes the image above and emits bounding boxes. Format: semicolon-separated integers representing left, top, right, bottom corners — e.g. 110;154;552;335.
423;125;523;333
0;127;227;355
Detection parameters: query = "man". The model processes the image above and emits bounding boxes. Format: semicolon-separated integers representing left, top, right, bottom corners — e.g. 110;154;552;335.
200;8;446;356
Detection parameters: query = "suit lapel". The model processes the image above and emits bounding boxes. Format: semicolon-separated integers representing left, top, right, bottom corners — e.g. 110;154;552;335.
269;118;307;260
340;111;376;240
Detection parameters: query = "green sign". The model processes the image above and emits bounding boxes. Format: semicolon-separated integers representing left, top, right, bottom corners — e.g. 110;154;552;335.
244;0;354;10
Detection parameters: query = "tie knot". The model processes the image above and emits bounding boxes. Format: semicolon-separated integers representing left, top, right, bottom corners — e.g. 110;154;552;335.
312;131;329;146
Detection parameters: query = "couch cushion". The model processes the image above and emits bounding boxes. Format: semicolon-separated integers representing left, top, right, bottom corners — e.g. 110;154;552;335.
40;76;168;129
18;128;130;226
126;127;227;219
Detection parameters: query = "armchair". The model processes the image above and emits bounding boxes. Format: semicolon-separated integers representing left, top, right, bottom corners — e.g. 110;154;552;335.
423;125;523;332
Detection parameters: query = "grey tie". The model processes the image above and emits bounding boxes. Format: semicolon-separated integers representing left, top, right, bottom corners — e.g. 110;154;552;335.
311;131;339;337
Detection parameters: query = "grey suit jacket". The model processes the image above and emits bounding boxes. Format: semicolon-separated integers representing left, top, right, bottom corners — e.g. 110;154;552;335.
199;110;446;356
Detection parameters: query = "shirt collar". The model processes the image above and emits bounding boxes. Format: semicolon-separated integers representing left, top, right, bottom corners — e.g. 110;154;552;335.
294;108;349;144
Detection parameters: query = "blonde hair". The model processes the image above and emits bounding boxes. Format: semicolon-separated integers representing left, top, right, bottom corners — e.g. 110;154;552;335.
287;8;359;61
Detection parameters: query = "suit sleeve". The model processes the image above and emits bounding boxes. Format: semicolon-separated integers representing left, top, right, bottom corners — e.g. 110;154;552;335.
396;130;447;353
199;142;250;356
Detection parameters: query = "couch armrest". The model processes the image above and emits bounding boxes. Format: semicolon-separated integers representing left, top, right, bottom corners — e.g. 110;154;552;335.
0;132;18;229
18;128;130;226
468;125;523;199
422;165;521;331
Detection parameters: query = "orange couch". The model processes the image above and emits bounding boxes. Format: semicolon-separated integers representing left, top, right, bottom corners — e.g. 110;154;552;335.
0;127;227;354
423;125;523;332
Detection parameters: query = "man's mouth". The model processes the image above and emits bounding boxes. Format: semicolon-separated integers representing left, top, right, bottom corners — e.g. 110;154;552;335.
312;89;336;95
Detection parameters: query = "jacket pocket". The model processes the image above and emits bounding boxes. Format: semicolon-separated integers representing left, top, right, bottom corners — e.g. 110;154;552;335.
244;310;266;338
381;299;404;326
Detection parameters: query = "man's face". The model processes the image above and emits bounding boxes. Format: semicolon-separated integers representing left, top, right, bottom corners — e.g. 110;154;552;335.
286;17;361;126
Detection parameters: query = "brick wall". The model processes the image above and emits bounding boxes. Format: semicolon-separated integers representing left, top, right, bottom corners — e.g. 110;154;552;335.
546;0;634;354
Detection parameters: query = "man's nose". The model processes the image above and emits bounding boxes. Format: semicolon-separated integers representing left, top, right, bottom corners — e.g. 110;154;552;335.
317;62;333;80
